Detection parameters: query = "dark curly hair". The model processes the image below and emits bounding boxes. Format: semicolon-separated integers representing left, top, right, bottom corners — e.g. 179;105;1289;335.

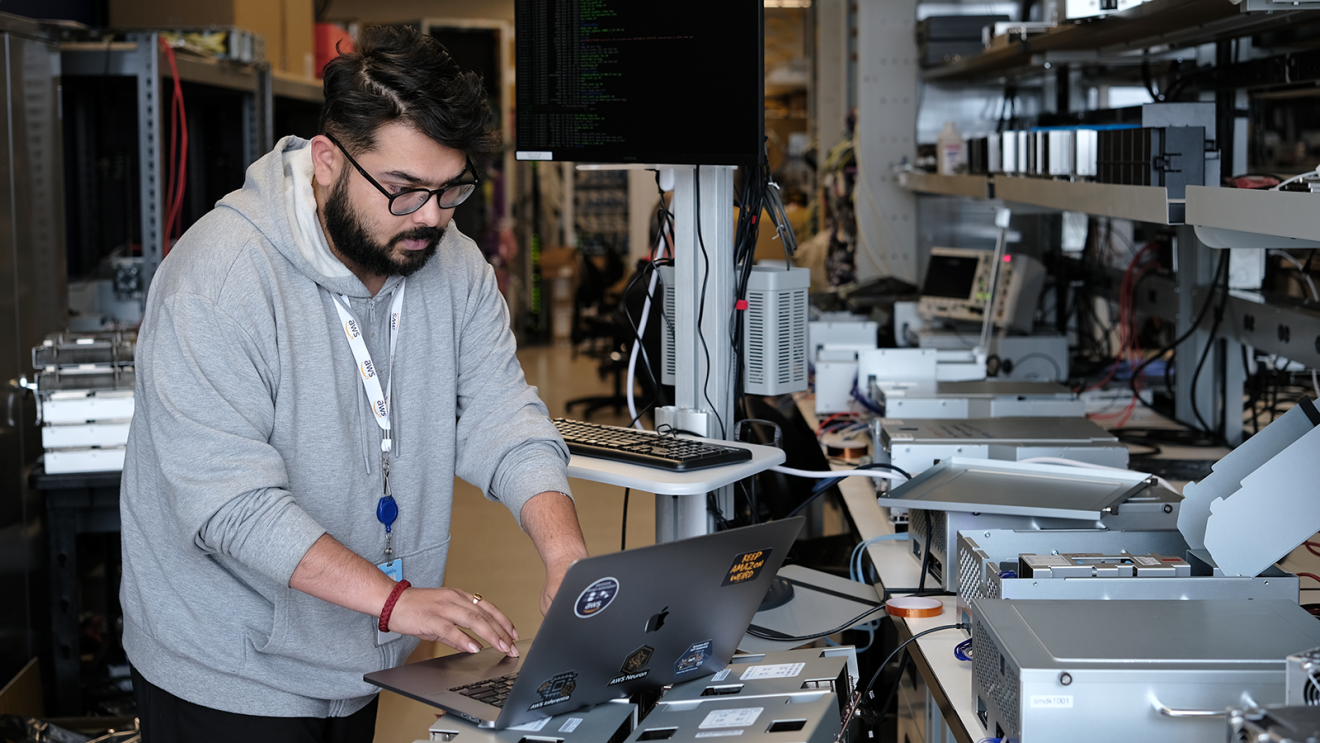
319;25;501;161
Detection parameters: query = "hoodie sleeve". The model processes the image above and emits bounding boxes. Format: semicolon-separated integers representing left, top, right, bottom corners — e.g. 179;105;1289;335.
452;254;572;526
135;290;327;585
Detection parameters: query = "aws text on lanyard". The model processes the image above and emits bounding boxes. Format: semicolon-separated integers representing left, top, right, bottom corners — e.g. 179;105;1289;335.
332;281;406;557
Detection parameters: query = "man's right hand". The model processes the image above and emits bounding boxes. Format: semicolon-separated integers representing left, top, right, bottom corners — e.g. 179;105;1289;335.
289;533;520;656
388;587;520;656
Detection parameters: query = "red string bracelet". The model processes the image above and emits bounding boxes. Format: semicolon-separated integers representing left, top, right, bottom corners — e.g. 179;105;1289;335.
378;579;411;633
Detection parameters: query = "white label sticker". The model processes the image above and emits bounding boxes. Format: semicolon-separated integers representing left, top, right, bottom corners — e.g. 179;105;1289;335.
695;732;744;738
509;717;551;731
1133;556;1160;566
712;669;732;682
1030;695;1074;709
740;663;805;680
559;718;583;733
699;708;764;729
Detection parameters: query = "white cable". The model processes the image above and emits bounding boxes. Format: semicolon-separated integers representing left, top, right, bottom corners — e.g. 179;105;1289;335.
770;465;908;484
626;222;671;429
1268;249;1319;301
1271;168;1320;190
1018;457;1180;495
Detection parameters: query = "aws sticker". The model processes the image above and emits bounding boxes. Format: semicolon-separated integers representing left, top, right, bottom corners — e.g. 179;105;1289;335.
529;671;577;711
675;640;714;676
609;645;654;686
722;549;773;586
574;577;619;618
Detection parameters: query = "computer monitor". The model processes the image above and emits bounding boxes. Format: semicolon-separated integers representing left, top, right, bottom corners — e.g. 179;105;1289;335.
513;0;764;165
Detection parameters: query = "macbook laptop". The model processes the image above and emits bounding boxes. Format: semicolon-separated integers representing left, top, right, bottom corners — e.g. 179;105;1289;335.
364;517;804;729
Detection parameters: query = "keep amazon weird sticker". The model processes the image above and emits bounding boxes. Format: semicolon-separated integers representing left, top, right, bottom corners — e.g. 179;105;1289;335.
722;549;773;586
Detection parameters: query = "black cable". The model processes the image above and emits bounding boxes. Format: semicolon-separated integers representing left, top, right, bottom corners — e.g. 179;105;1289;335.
917;518;934;595
842;623;968;731
1128;251;1230;420
621;488;629;551
809;462;913;496
692;170;726;439
745;604;890;642
1189;253;1233;439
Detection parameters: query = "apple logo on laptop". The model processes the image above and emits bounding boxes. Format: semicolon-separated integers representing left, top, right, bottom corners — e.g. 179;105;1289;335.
644;607;669;633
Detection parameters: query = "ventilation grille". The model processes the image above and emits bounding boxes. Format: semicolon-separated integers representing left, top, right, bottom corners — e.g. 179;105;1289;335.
660;267;676;386
742;269;809;395
746;291;767;387
958;543;985;605
972;621;1020;737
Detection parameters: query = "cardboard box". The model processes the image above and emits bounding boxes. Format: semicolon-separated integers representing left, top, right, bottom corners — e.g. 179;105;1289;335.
110;0;316;79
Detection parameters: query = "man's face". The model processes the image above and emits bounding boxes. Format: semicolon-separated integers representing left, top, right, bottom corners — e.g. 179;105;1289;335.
317;121;471;279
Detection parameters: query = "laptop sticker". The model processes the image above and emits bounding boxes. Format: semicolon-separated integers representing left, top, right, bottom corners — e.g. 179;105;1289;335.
722;549;773;586
609;645;655;686
573;577;620;618
675;640;714;675
529;671;578;711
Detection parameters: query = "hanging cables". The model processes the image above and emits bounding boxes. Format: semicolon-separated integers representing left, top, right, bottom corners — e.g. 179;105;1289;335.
625;177;674;428
159;36;188;257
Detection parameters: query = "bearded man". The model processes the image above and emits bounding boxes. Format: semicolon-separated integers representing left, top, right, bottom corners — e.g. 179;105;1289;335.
119;25;588;743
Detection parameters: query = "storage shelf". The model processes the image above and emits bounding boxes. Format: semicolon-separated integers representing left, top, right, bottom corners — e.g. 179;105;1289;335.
1186;186;1320;243
996;176;1173;224
897;171;991;199
899;171;1176;224
273;71;323;103
922;0;1310;82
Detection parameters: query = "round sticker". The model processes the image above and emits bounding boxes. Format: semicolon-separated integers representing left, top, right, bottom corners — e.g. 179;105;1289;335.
574;577;620;618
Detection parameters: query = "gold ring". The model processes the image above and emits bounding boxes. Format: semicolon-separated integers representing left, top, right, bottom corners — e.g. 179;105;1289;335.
472;593;483;604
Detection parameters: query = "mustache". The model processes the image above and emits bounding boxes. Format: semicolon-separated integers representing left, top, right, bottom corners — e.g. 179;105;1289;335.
391;226;444;246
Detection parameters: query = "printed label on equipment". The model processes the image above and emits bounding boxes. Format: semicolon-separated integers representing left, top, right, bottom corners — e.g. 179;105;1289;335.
1030;695;1074;709
699;708;763;729
529;671;577;711
1022;555;1070;568
574;577;619;618
722;549;773;586
1133;555;1161;566
559;718;583;733
740;662;805;680
695;732;744;738
675;640;714;675
711;669;732;682
508;717;551;732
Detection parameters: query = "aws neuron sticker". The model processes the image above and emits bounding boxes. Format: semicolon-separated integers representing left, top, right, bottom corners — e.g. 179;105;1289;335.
675;640;714;675
722;549;773;586
574;577;619;618
529;671;577;711
609;644;655;686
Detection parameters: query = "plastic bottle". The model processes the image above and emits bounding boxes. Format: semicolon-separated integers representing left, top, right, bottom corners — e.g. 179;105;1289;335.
937;121;965;176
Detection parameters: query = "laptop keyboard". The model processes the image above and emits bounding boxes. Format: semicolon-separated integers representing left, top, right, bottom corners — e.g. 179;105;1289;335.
451;673;519;708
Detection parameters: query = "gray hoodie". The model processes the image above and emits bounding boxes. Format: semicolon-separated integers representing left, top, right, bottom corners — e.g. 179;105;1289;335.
119;136;570;717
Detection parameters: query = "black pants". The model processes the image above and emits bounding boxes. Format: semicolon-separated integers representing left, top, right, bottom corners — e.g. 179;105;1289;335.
130;666;379;743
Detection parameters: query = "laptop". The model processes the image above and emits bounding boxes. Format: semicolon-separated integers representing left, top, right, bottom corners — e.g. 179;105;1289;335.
364;517;803;729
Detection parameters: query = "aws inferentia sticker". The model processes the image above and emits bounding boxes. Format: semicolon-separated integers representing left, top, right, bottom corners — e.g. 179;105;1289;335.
528;671;577;711
721;549;773;586
573;577;619;618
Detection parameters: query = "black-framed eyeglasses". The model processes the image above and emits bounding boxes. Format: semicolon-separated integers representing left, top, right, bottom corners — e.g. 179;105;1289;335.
326;133;480;215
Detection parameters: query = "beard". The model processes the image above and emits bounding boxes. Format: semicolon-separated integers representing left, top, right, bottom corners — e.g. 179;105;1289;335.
322;172;443;279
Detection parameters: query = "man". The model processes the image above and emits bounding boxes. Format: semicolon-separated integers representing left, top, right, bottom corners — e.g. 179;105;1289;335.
119;25;588;742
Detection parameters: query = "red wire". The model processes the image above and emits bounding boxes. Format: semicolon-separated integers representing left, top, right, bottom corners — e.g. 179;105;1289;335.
1297;572;1320;585
1305;542;1320;558
158;38;188;255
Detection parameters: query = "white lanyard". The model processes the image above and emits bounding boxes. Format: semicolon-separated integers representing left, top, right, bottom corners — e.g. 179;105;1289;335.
332;281;406;454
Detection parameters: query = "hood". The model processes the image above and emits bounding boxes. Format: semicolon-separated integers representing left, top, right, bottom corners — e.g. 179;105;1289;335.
217;135;395;299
